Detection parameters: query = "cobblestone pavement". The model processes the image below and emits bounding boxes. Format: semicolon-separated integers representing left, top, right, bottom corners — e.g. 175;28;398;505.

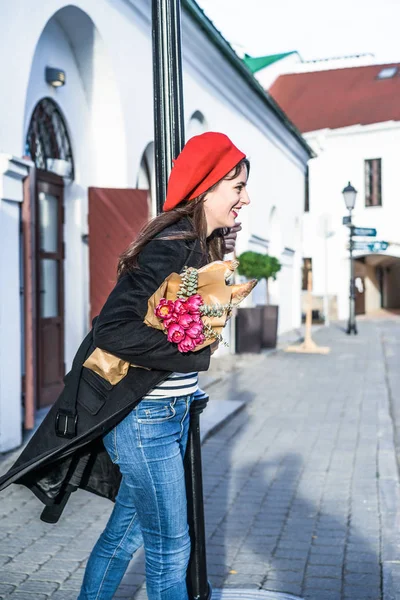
1;320;400;599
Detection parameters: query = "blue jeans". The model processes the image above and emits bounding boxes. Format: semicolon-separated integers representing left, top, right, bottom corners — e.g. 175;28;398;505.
78;393;194;600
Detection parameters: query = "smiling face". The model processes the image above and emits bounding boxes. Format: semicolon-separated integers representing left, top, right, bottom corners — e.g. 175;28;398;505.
203;163;250;236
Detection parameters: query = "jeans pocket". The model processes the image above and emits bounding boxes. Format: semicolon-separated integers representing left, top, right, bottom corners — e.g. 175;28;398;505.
136;399;177;424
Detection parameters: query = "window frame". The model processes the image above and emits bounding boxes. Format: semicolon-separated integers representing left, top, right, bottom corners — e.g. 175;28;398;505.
304;166;310;213
302;257;312;291
364;158;382;207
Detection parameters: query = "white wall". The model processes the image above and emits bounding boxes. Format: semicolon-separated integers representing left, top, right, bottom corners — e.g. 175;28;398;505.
0;0;309;450
0;157;31;452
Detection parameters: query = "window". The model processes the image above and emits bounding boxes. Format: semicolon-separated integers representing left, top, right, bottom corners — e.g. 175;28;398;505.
302;258;312;291
25;97;74;179
376;67;398;80
304;166;310;212
365;159;382;207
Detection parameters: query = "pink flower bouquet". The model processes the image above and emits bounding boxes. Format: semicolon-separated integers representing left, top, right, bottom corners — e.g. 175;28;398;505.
144;260;258;353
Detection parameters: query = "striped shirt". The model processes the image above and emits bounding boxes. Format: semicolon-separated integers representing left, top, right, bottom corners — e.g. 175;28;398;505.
142;372;199;400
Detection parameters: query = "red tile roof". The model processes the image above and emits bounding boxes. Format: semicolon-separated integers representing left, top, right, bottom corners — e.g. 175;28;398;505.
269;63;400;133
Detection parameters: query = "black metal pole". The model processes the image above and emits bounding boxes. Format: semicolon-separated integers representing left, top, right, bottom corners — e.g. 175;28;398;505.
347;218;357;334
185;393;212;600
151;2;211;597
152;0;185;212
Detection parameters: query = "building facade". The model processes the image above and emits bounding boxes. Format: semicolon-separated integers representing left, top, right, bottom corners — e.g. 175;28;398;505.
0;0;311;452
269;62;400;322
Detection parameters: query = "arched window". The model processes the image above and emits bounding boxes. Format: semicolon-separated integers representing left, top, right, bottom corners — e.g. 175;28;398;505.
25;98;74;179
186;110;207;140
137;142;156;216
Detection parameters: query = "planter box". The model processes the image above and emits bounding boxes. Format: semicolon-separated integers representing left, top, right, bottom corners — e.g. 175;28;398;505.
235;307;263;354
261;305;279;349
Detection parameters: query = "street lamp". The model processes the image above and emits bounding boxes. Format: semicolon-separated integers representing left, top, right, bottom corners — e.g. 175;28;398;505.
342;181;358;334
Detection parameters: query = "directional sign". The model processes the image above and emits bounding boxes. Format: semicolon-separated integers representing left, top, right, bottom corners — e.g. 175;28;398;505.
353;227;377;237
353;241;389;252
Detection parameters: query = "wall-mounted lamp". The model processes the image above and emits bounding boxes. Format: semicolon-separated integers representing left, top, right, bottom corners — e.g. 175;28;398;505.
45;67;66;88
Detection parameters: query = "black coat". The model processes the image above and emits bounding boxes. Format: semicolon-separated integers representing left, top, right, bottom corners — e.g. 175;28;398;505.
0;218;211;522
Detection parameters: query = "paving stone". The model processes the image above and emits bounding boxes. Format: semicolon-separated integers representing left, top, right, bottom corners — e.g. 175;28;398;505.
223;573;263;586
266;570;304;583
58;579;84;590
29;570;70;584
271;558;307;572
17;579;59;593
3;561;40;574
273;549;309;561
343;586;382;600
303;589;339;600
345;550;381;563
0;572;28;586
262;580;303;595
9;595;48;600
51;592;81;600
310;544;344;556
0;582;15;595
344;571;381;587
304;576;342;591
306;565;342;579
344;579;382;593
309;553;344;566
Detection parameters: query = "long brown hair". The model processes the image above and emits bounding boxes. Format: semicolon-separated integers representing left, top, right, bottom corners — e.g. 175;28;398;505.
117;157;250;277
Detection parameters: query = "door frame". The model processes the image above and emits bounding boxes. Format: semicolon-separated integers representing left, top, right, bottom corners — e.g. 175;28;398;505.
35;169;65;408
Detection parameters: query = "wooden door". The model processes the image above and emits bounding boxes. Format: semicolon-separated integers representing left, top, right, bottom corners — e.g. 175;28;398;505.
88;188;149;322
36;171;65;408
355;276;366;315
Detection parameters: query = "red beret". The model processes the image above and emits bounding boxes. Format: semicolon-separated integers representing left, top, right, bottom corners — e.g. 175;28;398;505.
163;132;246;212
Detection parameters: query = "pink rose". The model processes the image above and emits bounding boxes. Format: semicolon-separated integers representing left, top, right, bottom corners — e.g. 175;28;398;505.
178;335;197;353
163;314;179;328
193;333;206;346
167;323;186;343
178;313;194;329
191;313;202;323
186;294;203;314
155;298;175;320
173;299;190;315
186;322;203;339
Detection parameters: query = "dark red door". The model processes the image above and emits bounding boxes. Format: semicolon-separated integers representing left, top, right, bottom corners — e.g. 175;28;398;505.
355;277;366;315
88;188;149;322
36;171;65;408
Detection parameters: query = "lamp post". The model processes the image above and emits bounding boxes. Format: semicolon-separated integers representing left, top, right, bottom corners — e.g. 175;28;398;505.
151;2;211;598
342;182;358;335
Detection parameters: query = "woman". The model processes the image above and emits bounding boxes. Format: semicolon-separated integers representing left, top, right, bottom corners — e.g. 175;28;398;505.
0;132;250;600
78;132;250;599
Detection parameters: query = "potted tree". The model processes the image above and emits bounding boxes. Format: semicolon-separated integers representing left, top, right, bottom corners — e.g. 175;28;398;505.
237;251;282;350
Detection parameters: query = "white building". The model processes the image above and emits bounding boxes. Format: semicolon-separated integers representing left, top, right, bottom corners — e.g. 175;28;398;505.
0;0;311;452
268;62;400;322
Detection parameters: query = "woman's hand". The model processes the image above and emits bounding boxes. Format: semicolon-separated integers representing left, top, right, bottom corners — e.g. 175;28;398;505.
223;222;242;254
210;340;219;355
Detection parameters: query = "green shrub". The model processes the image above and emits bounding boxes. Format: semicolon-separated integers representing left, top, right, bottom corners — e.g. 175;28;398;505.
237;251;281;305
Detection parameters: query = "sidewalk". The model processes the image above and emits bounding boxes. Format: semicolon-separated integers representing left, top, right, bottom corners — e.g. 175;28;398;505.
0;320;399;599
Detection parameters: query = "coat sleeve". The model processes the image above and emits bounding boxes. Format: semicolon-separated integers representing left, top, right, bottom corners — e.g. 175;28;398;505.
92;238;211;373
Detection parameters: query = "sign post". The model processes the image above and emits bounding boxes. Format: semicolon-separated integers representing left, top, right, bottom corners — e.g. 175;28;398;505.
285;271;330;354
353;241;388;252
352;227;377;237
